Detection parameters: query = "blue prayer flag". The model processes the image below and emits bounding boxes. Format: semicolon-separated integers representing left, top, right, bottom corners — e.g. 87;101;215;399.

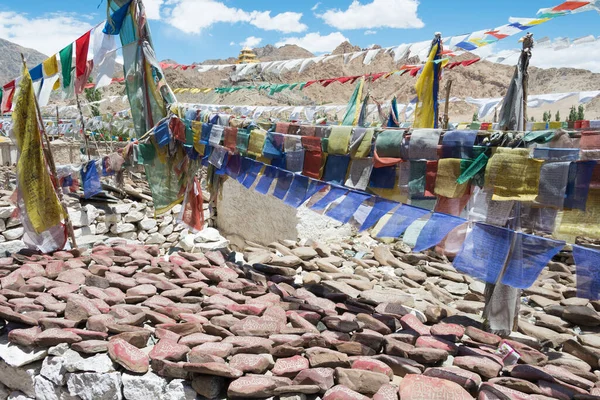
441;130;477;159
154;120;170;147
241;161;264;189
273;169;294;200
104;0;133;35
81;160;102;199
29;64;43;81
501;233;565;289
236;157;254;183
326;192;372;224
311;186;348;211
201;123;212;144
376;205;430;238
369;166;396;189
454;223;513;284
284;175;310;208
323;155;351;185
255;165;278;195
573;245;600;300
303;179;327;203
359;198;398;231
564;161;596;210
454;41;478;51
413;213;466;252
533;148;580;161
225;154;241;179
263;132;284;159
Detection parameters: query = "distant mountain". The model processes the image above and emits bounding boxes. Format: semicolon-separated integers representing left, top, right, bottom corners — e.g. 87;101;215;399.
0;38;47;85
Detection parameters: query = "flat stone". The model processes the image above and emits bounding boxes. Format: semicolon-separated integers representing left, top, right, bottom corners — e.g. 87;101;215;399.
189;342;233;359
423;367;481;394
229;354;272;374
335;367;390;396
453;356;502;379
191;375;225;399
148;339;190;362
183;362;243;378
0;336;47;367
227;375;292;398
107;338;149;373
35;329;81;347
323;385;370;400
306;347;351;368
71;340;109;354
562;306;600;326
272;355;309;377
399;374;472;400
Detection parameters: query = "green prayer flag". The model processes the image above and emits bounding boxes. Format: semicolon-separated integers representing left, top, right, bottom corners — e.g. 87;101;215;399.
59;44;73;89
185;120;194;146
523;130;555;144
0;88;3;111
138;143;156;165
457;153;488;184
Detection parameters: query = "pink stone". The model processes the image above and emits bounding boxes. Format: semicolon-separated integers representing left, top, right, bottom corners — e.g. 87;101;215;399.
478;383;533;400
400;314;430;336
64;295;101;322
183;362;243;378
229;303;267;316
107;338;150;373
148;339;190;362
399;374;472;400
323;385;370;400
200;267;237;282
351;358;394;379
227;375;292;398
452;356;502;379
272;355;310;377
35;328;82;347
372;384;399;400
415;335;458;355
179;333;222;347
229;354;271;374
189;342;233;359
430;323;465;341
8;326;41;347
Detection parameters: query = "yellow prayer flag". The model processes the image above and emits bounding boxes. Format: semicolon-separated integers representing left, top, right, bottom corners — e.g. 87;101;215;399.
485;148;544;201
414;40;440;129
328;126;352;155
555;189;600;242
248;129;266;158
352;129;374;159
435;158;470;198
13;66;64;234
43;55;59;76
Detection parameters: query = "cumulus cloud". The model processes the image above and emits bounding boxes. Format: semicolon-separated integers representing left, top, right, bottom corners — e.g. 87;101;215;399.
240;36;262;48
276;32;348;54
142;0;164;20
0;11;93;56
162;0;307;34
320;0;424;30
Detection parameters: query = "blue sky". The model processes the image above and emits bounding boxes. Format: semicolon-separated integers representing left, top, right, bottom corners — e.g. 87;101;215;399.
0;0;599;68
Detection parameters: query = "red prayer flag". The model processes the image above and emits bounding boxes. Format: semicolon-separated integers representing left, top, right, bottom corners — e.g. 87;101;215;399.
1;80;16;114
304;80;317;88
461;58;481;67
485;30;509;40
371;72;386;82
180;177;205;233
410;67;421;77
552;1;589;11
425;161;438;197
75;31;91;78
321;79;336;87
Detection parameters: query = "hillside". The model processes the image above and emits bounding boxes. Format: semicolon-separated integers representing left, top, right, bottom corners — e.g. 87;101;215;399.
0;38;48;84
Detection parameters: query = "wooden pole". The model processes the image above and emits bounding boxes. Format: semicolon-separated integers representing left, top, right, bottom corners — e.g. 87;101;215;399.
442;78;453;130
522;33;534;130
75;91;92;160
20;54;78;250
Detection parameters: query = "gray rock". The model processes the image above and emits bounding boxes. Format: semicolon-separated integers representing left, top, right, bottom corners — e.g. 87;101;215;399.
67;372;122;400
0;359;41;397
163;379;196;400
0;336;47;367
40;357;66;386
2;227;23;241
0;241;26;255
122;372;166;400
138;219;157;231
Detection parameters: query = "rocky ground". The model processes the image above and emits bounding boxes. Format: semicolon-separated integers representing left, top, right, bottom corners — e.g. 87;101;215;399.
0;222;598;399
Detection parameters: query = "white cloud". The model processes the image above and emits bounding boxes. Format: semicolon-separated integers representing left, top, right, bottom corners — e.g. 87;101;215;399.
530;42;600;73
249;11;307;33
364;30;377;35
161;0;306;34
142;0;164;20
240;36;262;48
0;11;93;56
230;41;236;46
276;32;348;54
312;2;321;11
320;0;424;30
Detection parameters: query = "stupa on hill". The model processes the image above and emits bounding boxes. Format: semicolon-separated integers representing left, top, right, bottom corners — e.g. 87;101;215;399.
236;47;260;64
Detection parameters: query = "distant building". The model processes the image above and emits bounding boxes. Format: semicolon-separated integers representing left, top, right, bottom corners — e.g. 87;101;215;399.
236;47;259;64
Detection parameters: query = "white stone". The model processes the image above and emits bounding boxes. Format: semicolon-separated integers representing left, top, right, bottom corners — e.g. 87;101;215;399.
34;376;60;400
163;379;196;400
193;227;222;243
7;391;32;400
138;231;149;242
173;224;184;233
84;204;100;224
122;372;165;400
445;282;469;296
2;227;24;241
470;280;486;295
5;218;19;228
0;219;6;231
119;232;138;241
166;232;179;243
68;210;89;229
0;240;26;255
63;350;115;373
160;215;173;227
195;239;229;252
0;236;5;243
0;336;47;367
40;357;66;385
158;224;173;236
48;344;69;357
171;204;182;215
95;223;109;235
110;223;136;234
67;372;122;400
147;227;158;234
74;226;96;239
104;213;121;224
111;203;133;214
138;218;157;231
124;211;145;223
0;207;16;219
0;359;41;397
145;233;166;245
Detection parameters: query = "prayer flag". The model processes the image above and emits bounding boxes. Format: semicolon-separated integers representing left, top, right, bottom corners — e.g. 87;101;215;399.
178;177;204;233
376;205;430;238
323;155;351;185
104;0;133;35
326;192;372;224
414;213;466;252
454;223;512;284
255;165;278;195
414;35;442;129
341;77;365;126
81;160;102;199
311;186;348;211
564;161;596;210
573;245;600;300
359;197;398;231
76;31;91;79
1;81;15;113
273;169;294;200
501;233;565;289
241;160;264;189
284;175;310;208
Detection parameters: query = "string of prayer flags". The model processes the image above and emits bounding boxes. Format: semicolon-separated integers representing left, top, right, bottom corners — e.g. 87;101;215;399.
311;186;348;212
376;205;430;239
326;192;372;224
573;245;600;300
413;213;466;252
501;233;565;289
